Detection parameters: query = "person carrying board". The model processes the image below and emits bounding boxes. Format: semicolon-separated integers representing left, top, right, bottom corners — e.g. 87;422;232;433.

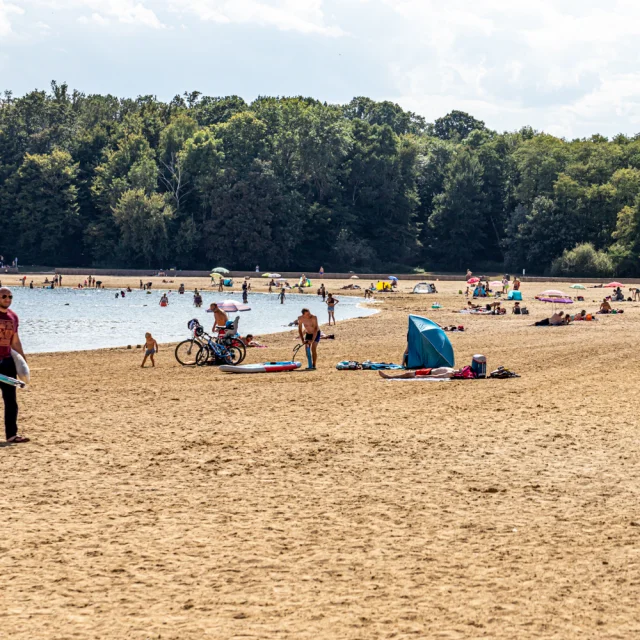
0;287;29;443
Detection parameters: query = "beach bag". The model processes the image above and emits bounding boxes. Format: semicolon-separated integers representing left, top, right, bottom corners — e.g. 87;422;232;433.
452;365;477;379
490;367;520;379
336;361;362;370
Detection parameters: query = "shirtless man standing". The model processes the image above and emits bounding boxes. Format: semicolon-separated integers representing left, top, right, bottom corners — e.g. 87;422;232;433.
298;308;319;370
209;303;229;331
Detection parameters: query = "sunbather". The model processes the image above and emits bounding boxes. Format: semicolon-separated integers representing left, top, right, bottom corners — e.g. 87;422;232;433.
379;367;458;380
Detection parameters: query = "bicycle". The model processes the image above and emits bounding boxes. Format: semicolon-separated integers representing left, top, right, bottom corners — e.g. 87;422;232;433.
195;331;244;366
175;321;206;366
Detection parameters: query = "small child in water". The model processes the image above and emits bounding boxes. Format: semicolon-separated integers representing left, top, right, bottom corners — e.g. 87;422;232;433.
141;332;159;368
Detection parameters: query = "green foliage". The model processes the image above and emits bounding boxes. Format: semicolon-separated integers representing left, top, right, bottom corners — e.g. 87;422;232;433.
112;190;173;266
3;83;640;275
550;243;614;277
9;150;80;265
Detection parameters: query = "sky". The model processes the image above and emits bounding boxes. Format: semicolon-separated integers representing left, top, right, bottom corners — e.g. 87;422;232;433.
2;0;640;138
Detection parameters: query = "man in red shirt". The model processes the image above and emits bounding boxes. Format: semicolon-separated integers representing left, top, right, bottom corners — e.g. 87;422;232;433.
0;287;29;443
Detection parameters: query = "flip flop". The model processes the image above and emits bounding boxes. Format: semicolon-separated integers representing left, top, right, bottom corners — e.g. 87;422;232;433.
7;435;30;444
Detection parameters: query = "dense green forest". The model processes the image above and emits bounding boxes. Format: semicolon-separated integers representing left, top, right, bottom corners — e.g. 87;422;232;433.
2;82;640;275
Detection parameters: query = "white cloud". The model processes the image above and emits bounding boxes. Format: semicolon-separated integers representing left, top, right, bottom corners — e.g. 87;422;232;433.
0;0;23;37
80;0;164;28
5;0;640;137
367;0;640;137
77;12;111;26
170;0;344;36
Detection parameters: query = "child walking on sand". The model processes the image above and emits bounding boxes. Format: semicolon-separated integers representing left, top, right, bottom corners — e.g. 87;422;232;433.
141;332;158;367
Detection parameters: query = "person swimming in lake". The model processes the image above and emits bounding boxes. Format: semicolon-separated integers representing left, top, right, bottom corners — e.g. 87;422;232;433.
141;332;158;368
159;293;169;306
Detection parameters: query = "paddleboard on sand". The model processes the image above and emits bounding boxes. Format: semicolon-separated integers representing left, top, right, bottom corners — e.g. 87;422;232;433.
220;361;302;374
12;349;30;384
0;373;25;388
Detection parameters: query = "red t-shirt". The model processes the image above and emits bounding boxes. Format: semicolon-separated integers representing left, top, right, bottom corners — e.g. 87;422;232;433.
0;309;19;358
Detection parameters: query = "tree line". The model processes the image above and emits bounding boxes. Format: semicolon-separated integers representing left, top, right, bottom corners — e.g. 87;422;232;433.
2;81;640;276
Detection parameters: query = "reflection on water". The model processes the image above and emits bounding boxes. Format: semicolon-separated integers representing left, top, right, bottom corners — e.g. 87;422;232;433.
10;287;376;354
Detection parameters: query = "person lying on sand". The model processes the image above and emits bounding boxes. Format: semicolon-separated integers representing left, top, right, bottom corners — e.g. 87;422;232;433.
379;367;458;380
467;301;482;310
244;334;266;348
535;311;565;326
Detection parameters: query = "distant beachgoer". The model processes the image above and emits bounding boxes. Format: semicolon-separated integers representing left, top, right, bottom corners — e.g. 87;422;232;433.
141;332;158;368
600;299;612;314
255;265;260;273
379;367;458;380
466;269;472;279
326;294;338;326
279;288;286;304
513;278;521;291
139;279;143;289
318;284;326;301
218;279;224;293
0;287;29;443
319;266;324;276
178;283;185;294
244;334;265;348
194;292;203;308
29;281;33;289
298;308;320;370
159;293;169;306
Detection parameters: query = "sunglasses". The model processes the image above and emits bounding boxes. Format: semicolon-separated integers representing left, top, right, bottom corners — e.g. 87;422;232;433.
1;294;13;299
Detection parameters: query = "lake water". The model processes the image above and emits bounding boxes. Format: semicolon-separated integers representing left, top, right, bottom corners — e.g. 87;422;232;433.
9;287;377;354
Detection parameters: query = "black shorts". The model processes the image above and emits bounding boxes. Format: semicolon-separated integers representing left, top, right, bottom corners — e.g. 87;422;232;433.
305;333;321;343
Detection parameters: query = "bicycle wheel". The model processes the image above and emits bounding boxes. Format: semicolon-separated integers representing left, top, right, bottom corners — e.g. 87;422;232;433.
175;339;202;366
227;338;246;364
195;345;212;367
225;345;244;365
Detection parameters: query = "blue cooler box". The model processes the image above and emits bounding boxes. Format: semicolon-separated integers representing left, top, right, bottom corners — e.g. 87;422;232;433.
471;354;487;378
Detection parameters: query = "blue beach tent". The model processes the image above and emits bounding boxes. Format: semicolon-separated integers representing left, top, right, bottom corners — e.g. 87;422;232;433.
508;290;522;301
406;315;455;369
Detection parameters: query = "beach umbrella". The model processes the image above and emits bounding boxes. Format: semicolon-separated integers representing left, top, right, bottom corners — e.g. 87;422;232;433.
209;272;222;279
467;277;480;284
351;275;360;279
536;297;573;304
605;282;624;288
212;267;230;274
388;276;398;281
216;300;251;312
406;315;455;369
570;284;586;289
538;289;567;298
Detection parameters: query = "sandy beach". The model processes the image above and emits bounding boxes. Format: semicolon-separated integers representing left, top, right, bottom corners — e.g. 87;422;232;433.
1;275;639;639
